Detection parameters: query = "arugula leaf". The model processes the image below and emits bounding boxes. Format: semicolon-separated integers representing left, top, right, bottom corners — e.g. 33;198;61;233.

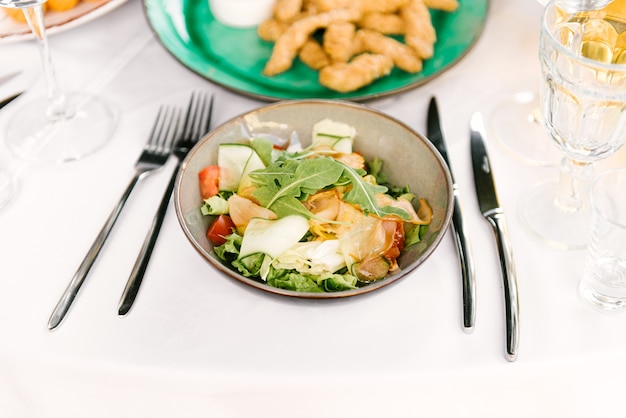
252;157;344;209
340;164;410;220
270;196;347;224
269;196;315;219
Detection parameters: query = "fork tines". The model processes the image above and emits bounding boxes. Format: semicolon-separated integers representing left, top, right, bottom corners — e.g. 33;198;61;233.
148;106;180;153
181;92;214;142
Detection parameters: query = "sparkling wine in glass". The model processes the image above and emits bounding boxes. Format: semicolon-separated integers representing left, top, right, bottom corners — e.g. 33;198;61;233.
0;0;116;164
489;0;615;167
520;0;626;250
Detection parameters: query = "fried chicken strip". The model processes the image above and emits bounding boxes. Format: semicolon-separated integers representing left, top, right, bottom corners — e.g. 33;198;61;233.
307;0;408;13
358;0;410;13
323;22;357;63
299;38;331;70
273;0;304;21
400;0;436;59
258;18;289;42
319;53;394;92
263;8;362;76
354;29;422;73
358;12;405;35
423;0;459;12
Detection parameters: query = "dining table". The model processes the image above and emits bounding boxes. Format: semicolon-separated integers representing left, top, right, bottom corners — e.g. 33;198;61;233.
1;0;626;416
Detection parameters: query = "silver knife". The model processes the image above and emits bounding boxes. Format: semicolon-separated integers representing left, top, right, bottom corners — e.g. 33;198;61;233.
470;112;520;362
426;97;476;332
0;91;23;110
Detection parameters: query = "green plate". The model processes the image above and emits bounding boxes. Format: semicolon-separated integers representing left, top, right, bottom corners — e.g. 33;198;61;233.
143;0;489;102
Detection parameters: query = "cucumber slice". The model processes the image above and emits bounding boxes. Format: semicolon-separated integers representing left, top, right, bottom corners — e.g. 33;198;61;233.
351;257;391;282
238;148;265;194
218;144;265;191
239;215;309;259
332;137;353;154
311;119;356;154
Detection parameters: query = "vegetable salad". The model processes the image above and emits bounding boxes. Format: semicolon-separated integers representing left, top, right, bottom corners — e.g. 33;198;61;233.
198;119;433;293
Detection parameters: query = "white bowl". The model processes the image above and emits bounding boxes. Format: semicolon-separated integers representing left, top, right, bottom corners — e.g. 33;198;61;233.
208;0;274;28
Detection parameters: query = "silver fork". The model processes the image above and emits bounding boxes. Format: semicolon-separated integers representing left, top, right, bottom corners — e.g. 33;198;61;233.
48;106;180;331
118;92;213;316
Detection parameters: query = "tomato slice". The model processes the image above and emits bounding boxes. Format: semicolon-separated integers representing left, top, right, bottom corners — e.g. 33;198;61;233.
198;166;220;199
207;214;236;246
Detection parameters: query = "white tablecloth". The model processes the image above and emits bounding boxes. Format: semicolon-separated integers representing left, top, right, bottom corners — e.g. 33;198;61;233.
1;1;626;417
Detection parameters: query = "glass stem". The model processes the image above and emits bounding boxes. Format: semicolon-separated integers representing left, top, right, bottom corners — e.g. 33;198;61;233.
556;156;594;213
22;5;68;121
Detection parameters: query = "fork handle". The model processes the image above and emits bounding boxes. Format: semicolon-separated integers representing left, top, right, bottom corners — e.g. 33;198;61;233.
118;163;180;316
48;173;143;330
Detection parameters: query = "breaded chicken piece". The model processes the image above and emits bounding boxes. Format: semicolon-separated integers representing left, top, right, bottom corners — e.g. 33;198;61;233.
273;0;304;21
400;0;436;59
307;0;408;13
319;53;394;92
358;0;409;14
258;18;289;42
263;8;362;76
299;38;331;69
358;12;405;35
323;22;357;63
306;0;350;12
423;0;459;12
353;29;422;73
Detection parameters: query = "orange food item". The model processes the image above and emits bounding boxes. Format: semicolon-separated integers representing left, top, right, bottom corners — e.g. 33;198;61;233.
47;0;80;12
3;0;86;23
260;0;455;92
3;4;51;23
3;7;28;23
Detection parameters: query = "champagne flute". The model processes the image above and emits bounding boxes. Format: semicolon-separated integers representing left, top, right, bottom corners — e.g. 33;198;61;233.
0;0;116;164
520;0;626;250
489;0;614;166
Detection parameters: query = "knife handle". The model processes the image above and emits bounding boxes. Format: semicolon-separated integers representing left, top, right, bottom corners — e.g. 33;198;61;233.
450;191;476;332
118;162;180;316
486;211;520;362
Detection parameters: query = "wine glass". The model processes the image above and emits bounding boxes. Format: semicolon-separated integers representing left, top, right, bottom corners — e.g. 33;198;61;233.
489;0;614;166
519;0;626;250
0;170;17;211
0;0;116;164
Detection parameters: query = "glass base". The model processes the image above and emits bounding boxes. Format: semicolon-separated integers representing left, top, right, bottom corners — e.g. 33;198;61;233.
519;180;590;250
579;280;626;314
490;91;561;167
0;171;17;212
5;92;116;164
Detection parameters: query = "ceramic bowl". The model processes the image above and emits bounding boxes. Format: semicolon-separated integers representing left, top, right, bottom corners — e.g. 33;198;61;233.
174;99;453;298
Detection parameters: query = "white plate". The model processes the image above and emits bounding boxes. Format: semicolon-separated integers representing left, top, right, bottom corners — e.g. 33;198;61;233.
0;0;127;44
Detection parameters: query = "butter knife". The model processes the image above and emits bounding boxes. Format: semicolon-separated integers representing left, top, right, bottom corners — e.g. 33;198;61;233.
426;97;476;332
470;112;520;362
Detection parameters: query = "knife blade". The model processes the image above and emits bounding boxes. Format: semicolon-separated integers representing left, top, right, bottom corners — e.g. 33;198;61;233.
426;97;476;332
470;112;520;362
0;91;23;110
